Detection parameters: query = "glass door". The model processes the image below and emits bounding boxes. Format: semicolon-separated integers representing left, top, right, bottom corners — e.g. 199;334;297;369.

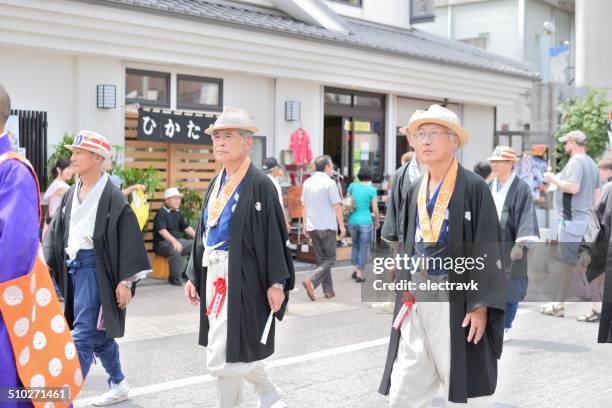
345;117;383;182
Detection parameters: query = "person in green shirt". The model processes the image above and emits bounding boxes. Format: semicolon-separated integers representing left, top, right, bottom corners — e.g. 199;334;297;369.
346;166;380;282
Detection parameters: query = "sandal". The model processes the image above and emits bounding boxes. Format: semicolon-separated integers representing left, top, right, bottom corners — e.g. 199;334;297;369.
577;309;600;322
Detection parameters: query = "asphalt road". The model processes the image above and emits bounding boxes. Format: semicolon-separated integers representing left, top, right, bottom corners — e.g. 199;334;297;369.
73;266;612;408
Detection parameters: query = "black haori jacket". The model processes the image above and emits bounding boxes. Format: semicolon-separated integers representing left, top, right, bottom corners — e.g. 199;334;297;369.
582;189;612;343
379;164;506;403
43;179;151;339
186;164;296;363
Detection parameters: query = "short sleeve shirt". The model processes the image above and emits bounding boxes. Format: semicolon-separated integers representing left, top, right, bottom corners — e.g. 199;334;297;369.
554;154;600;222
301;172;341;231
347;182;377;225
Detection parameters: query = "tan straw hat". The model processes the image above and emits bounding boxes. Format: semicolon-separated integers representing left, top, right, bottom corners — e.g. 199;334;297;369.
205;106;258;135
399;104;470;147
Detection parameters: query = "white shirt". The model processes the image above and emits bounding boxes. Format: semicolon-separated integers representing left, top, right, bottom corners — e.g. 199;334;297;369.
66;173;108;260
301;172;342;231
267;173;284;210
491;172;516;221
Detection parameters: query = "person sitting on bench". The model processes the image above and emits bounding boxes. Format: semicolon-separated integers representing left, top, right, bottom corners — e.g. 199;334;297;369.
153;187;195;285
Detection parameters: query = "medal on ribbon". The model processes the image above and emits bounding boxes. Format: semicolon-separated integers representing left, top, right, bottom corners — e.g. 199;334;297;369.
207;277;227;318
207;158;251;228
417;159;458;245
392;292;416;330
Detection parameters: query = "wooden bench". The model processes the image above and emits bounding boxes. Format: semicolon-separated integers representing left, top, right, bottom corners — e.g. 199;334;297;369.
151;254;169;280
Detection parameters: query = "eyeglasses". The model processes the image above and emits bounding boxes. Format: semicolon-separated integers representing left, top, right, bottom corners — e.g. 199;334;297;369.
415;130;449;141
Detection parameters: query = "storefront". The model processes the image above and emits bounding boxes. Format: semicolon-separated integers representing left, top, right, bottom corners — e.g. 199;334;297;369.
324;88;386;182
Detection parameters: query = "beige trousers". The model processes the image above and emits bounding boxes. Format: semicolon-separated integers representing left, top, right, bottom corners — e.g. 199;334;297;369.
389;274;493;407
205;250;281;408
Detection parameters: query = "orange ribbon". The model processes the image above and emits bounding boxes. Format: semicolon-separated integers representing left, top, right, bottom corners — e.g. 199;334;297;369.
417;159;458;244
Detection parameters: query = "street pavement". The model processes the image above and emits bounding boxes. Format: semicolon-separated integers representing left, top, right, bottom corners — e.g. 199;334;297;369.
73;266;612;408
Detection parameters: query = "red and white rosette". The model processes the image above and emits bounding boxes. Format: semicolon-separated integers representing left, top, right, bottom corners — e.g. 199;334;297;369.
207;277;227;318
392;292;416;331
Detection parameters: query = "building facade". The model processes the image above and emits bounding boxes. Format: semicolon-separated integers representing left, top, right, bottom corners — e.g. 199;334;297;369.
0;0;536;181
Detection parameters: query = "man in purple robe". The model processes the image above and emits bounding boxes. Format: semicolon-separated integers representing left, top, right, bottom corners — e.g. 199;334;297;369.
0;85;39;407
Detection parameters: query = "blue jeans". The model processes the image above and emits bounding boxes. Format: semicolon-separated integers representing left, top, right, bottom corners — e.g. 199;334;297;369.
348;224;373;271
67;250;125;386
505;302;519;329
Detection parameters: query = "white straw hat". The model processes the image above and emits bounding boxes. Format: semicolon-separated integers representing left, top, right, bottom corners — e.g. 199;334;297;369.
399;105;470;147
205;106;258;135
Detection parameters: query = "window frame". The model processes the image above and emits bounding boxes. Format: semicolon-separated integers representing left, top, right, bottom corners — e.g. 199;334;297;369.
125;68;171;107
176;74;224;112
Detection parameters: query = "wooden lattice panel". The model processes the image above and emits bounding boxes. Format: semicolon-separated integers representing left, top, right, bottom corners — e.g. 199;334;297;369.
124;111;218;253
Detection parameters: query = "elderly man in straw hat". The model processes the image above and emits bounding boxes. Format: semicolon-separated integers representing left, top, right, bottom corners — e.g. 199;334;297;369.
487;146;539;342
379;105;505;406
185;107;295;407
43;130;151;406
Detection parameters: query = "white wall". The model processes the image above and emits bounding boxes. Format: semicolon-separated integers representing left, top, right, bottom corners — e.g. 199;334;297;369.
0;46;76;152
452;0;521;61
74;56;124;147
419;0;521;61
0;46;125;154
576;0;612;94
273;78;323;158
461;104;495;170
324;0;411;29
417;6;450;38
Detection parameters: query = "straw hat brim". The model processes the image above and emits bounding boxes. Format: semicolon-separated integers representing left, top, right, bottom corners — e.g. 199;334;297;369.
204;124;258;135
487;155;520;162
400;118;470;147
64;144;111;160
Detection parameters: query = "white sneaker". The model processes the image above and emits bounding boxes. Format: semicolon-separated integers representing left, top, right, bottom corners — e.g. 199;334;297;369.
257;390;286;408
92;379;130;406
503;328;511;343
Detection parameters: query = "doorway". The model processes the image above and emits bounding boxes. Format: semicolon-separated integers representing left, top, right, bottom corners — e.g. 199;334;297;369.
323;88;385;183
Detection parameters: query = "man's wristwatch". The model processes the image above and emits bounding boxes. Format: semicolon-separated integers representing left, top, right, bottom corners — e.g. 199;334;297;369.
120;280;133;289
271;283;284;290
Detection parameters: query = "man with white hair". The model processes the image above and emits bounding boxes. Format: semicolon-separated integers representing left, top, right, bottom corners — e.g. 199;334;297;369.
541;130;600;317
379;105;505;406
185;107;295;407
44;130;150;406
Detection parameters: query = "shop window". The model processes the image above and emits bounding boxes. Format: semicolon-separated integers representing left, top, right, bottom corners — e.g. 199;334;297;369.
354;95;383;108
125;69;170;107
325;92;352;105
250;136;266;168
177;75;223;111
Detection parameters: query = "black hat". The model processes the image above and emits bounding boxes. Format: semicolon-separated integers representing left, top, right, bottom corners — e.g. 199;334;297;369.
263;157;279;172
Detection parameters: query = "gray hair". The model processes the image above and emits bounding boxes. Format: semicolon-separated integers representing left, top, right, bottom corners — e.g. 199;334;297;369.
238;129;254;139
0;84;11;130
315;155;333;172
